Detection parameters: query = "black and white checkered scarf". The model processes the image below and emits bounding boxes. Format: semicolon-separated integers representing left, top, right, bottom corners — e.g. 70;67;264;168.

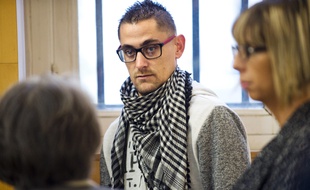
111;67;192;190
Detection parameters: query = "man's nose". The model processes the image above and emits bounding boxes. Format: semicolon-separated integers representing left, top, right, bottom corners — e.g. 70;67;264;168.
135;52;148;69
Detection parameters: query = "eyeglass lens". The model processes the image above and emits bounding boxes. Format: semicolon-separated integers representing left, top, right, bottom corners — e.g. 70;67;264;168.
116;35;176;63
118;44;162;63
232;45;266;59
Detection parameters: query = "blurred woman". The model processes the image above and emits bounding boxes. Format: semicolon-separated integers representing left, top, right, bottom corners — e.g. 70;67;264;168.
232;0;310;189
0;74;107;190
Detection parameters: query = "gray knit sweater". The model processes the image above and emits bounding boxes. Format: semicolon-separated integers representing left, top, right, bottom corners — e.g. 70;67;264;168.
232;102;310;190
100;81;250;189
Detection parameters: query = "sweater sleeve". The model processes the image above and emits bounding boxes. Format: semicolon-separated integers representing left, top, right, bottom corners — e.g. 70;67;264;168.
197;106;250;190
100;146;112;186
100;118;120;186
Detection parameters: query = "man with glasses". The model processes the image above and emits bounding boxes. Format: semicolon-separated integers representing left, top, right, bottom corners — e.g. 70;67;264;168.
100;0;250;189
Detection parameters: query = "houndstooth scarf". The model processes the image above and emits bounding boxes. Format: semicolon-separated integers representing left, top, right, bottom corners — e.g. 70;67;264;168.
111;67;192;190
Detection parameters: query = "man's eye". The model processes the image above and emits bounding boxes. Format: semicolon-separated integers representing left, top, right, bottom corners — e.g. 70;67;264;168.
124;49;135;57
144;45;159;55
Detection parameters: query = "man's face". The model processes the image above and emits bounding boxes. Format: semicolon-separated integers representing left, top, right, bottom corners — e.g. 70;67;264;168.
119;19;184;96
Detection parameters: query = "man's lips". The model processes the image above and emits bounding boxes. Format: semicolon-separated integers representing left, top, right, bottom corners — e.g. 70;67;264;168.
136;74;153;79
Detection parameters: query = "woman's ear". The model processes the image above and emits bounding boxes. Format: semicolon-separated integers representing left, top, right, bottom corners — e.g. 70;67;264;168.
175;34;185;59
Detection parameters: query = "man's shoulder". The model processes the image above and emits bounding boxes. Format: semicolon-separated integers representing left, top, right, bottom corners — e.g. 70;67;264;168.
102;117;120;151
189;81;229;116
190;81;226;107
188;81;240;131
105;117;120;136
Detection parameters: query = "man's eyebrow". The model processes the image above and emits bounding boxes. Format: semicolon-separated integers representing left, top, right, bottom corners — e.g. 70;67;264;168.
120;39;160;49
140;39;160;46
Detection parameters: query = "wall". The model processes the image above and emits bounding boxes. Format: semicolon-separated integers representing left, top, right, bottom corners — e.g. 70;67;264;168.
0;0;19;95
0;0;19;189
23;0;79;76
235;109;279;152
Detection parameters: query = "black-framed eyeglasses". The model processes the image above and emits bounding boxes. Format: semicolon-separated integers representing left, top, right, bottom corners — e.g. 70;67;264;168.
232;45;267;59
116;35;176;63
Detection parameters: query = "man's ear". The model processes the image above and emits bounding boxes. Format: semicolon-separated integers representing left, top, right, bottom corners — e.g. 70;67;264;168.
175;34;185;59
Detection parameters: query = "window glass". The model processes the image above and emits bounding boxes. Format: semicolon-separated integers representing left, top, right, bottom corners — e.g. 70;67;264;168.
199;0;241;103
78;0;97;102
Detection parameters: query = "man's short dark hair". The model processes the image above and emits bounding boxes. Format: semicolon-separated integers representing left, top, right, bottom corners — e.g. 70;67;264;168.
117;0;177;39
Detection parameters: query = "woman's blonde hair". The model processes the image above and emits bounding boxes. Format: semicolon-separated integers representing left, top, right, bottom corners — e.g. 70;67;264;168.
232;0;310;106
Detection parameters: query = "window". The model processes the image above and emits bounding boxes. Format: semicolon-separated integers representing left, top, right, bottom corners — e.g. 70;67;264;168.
78;0;262;109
